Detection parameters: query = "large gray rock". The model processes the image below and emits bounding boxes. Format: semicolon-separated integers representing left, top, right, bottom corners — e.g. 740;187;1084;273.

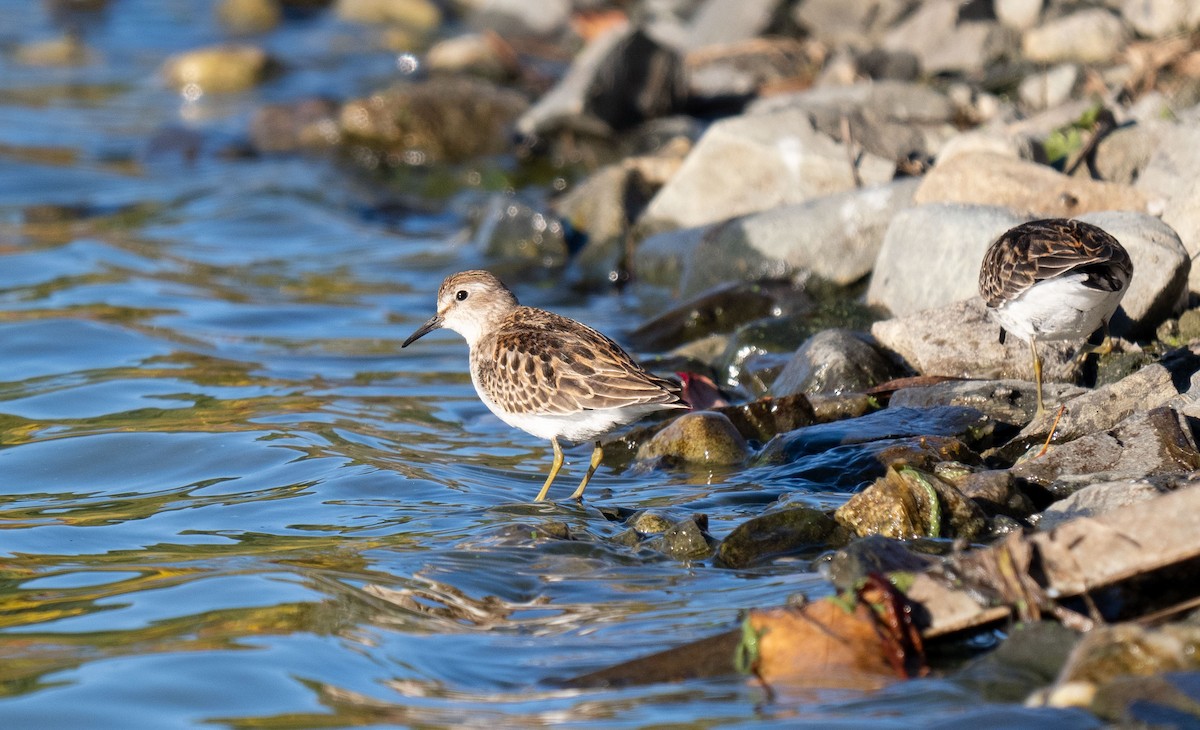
866;203;1028;317
1022;9;1129;64
634;179;917;295
1073;211;1190;338
870;298;1080;384
748;80;959;163
882;0;1016;74
638;108;895;232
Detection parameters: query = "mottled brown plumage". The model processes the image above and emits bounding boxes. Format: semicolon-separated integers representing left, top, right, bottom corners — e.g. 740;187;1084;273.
979;219;1131;309
402;270;686;501
978;218;1133;417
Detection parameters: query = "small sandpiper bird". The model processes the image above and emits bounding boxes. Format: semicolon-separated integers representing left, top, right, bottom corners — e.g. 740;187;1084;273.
402;270;687;501
978;218;1133;417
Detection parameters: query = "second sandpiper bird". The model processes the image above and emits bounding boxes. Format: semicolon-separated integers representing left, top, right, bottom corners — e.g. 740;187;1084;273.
402;270;687;501
979;218;1133;417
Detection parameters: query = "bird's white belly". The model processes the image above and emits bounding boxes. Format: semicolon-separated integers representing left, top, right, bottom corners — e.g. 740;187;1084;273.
471;373;658;443
990;274;1126;343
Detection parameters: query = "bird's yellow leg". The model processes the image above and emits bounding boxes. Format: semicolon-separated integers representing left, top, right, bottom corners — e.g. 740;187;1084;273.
534;437;564;502
1031;337;1046;421
569;441;604;501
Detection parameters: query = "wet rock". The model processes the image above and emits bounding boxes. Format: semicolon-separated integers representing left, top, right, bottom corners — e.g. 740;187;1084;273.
636;411;752;466
835;464;988;540
792;0;910;47
825;535;938;593
715;507;846;569
882;0;1016;75
866;203;1027;317
334;0;441;30
426;32;519;80
1022;9;1129;64
870;298;1081;388
217;0;281;34
759;406;989;463
642;515;717;561
955;469;1036;519
338;77;527;163
889;378;1087;427
1120;0;1200;38
249;98;339;154
516;25;685;138
161;44;274;94
1012;407;1200;499
748;81;958;165
1018;64;1079;111
807;393;878;423
995;0;1043;30
1036;623;1200;719
914;152;1152;218
713;393;818;443
1016;346;1200;445
469;194;567;266
1038;480;1167;531
626;279;807;352
953;621;1079;703
638;108;895;233
1073;211;1189;338
684;0;783;49
614;510;717;560
772;329;900;397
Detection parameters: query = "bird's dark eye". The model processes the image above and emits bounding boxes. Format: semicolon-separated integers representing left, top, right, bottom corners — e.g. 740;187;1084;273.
455;290;469;301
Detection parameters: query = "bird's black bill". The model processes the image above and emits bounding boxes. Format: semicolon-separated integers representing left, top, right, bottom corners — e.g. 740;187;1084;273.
402;315;443;348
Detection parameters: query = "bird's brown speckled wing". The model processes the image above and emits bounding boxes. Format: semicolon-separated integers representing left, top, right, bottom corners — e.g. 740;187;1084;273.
473;307;685;417
978;218;1133;306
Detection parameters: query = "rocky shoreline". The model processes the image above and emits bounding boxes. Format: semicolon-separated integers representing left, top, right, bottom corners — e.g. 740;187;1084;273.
40;0;1200;722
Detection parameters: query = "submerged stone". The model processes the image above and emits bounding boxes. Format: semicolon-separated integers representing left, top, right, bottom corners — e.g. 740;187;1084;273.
715;507;846;569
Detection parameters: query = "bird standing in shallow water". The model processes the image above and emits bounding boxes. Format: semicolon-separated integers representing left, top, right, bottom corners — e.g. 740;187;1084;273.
978;218;1133;417
402;270;687;501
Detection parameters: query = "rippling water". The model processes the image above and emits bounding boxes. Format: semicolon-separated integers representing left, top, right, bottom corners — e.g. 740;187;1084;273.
0;3;1108;727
